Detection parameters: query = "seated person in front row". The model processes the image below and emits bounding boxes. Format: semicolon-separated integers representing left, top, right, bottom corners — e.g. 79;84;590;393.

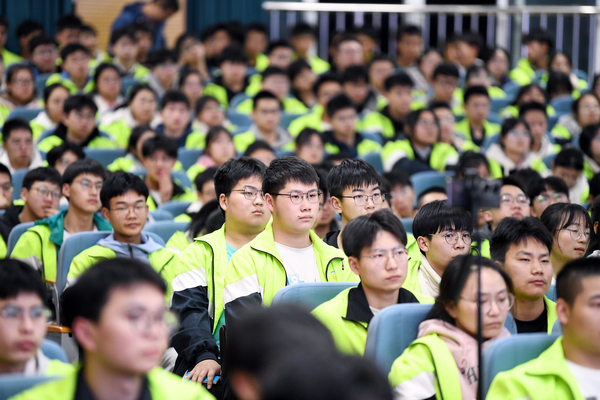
68;172;179;300
224;156;360;321
37;94;116;153
0;119;44;174
403;200;472;300
325;158;384;249
389;255;513;399
141;135;197;210
155;90;205;149
11;159;111;287
313;210;420;355
12;259;213;400
0;259;73;376
490;217;557;333
487;257;600;400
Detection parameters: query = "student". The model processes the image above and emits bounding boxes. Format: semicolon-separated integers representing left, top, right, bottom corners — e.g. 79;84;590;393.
193;96;230;134
244;23;268;69
175;34;209;83
490;217;557;333
0;259;72;376
546;71;574;102
243;140;276;167
527;177;570;219
79;25;108;66
383;170;416;219
429;63;461;114
415;187;448;214
68;172;178;296
332;34;365;73
389;255;513;399
37;94;116;153
455;85;500;147
131;21;153;65
187;126;236;182
509;29;554;86
0;164;12;211
552;92;600;145
341;65;378;115
145;49;179;98
289;22;330;74
46;44;94;94
403;200;472;300
487;257;600;400
361;73;416;141
0;168;61;258
288;59;318;109
30;83;69;141
312;166;340;240
0;119;43;174
170;157;270;385
155;90;204;149
0;64;39;120
461;64;507;99
455;32;483;69
46;142;85;176
431;101;479;152
233;91;294;153
261;40;294;71
396;25;422;68
313;210;419;355
407;48;443;95
486;47;512;88
540;203;591;278
54;14;82;49
549;51;589;91
579;123;600;179
382;108;459;174
92;63;124;117
552;148;589;204
520;101;560;159
322;94;382;158
11;159;111;287
288;73;343;136
192;167;218;209
500;83;555;119
295;128;325;165
109;27;150;79
178;68;204;112
27;35;59;76
482;177;531;234
13;258;212;400
0;17;22;66
16;20;43;59
203;45;250;108
224;157;359;317
325;158;384;249
140;135;196;210
367;54;396;98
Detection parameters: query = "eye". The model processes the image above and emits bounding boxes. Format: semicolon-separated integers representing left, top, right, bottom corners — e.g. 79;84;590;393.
372;253;385;260
291;194;301;201
354;195;365;201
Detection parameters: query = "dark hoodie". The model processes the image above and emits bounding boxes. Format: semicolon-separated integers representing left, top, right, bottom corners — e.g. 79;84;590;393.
0;204;24;243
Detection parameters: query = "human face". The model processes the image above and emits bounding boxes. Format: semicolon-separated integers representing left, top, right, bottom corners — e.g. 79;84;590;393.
488;185;531;229
591;131;600;162
466;69;490;88
553;216;590;264
245;31;268;57
417;192;448;212
54;151;80;176
31;44;59;74
103;191;148;240
433;107;455;145
252;99;281;132
419;50;443;81
577;94;600;127
0;293;47;372
46;86;70;123
113;36;138;62
76;284;170;375
487;49;509;80
97;68;121;101
351;230;409;294
64;107;96;141
519;87;546;105
296;134;324;165
291;34;313;56
410;111;439;148
390;185;415;218
447;268;511;339
135;32;152;61
142;150;176;182
220;175;270;231
315;193;335;229
56;28;80;47
419;227;471;274
501;239;552;301
369;60;395;92
330;108;357;138
79;32;98;53
205;30;231;58
3;129;33;170
7;69;35;103
553;166;581;190
522;110;548;143
62;51;90;81
206;131;235;166
334;184;383;227
197;100;225;127
63;173;103;214
501;123;531;157
22;180;61;219
221;61;246;87
397;34;422;65
181;74;203;105
317;81;343;107
161;102;190;133
530;185;570;218
262;75;290;100
268;47;294;70
292;68;318;93
199;180;217;204
0;173;11;210
456;41;477;68
464;94;490;123
432;75;458;102
343;80;369;106
335;40;364;72
248;149;276;167
386;85;413;117
551;53;571;75
526;41;548;63
266;181;319;236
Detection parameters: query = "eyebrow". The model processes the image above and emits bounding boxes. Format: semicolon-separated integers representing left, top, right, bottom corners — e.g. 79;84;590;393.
515;250;550;258
115;199;145;205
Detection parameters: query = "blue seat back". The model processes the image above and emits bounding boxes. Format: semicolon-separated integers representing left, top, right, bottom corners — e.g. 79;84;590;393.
490;98;511;113
399;218;414;233
482;334;559;397
544;153;557;168
546;284;556;302
482;134;501;152
41;339;68;362
548;115;559;130
226;112;252;131
502;82;520;99
172;170;192;189
6;108;42;122
121;76;137;96
157;201;192;218
177;148;203;170
359;152;383;174
143;221;189;244
271;282;358;311
35;74;52;97
149;210;173;221
573;69;589;83
7;222;35;256
229;93;251;109
0;375;57;400
281;113;305;129
410;170;455;200
11;169;29;201
83;148;126;168
488;112;503;125
550;96;574;114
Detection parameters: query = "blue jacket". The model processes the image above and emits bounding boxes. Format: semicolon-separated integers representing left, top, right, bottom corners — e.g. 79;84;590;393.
111;2;166;51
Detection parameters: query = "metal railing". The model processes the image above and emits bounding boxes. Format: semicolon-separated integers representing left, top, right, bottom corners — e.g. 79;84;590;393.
262;1;600;81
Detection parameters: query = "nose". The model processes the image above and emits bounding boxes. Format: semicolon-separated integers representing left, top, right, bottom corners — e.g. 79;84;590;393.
531;259;543;275
487;300;501;317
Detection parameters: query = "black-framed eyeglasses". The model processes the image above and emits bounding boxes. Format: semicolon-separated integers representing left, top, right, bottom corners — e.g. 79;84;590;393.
431;232;472;245
272;189;321;204
340;193;385;206
228;186;264;201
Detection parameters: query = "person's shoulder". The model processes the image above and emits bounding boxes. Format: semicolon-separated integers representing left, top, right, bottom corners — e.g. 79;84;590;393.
312;287;352;317
8;369;77;400
147;367;215;399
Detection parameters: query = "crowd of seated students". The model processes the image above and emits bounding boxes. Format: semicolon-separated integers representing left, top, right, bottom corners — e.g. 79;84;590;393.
0;3;600;399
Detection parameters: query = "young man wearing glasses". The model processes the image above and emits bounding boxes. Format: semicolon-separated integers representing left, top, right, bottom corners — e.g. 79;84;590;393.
11;159;111;291
67;172;178;298
170;157;270;388
13;258;213;400
490;216;557;333
326;158;385;249
312;210;420;355
527;177;570;219
482;177;531;235
224;157;359;319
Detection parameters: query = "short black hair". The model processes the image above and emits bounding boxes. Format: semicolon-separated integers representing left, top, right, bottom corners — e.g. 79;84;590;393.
368;54;397;71
526;177;569;205
384;72;414;92
147;48;178;68
155;0;180;12
506;170;538;191
2;118;32;142
412;200;472;254
244;140;275;158
335;34;361;50
29;35;58;54
590;173;600;199
178;67;202;91
127;125;156;152
218;45;248;66
195;95;220;117
62;159;107;186
382;170;412;189
295;128;323;149
397;24;422;41
416;186;447;209
60;43;89;62
547;71;574;99
290;22;315;38
456;150;489;178
253;91;282;111
500;118;531;140
245;23;268;36
465;64;487;82
56;14;82;33
0;16;7;29
93;63;121;90
160;90;190;110
110;26;136;45
313;73;342;96
0;259;47;302
456;32;483;50
523;28;554;50
405;109;439;135
214;157;266;214
540;203;591;239
512;83;547;106
195;167;218;193
61;258;166;328
63;94;98;115
262;66;288;81
141;135;178;159
556;257;600;307
580;123;600;160
265;40;293;56
463;85;489;104
327;158;381;199
205;125;232;149
342;210;407;258
429;101;452;113
46;142;86;171
433;63;459;80
341;65;368;84
5;63;34;84
554;148;584;171
0;164;10;181
22;167;61;191
79;24;96;36
43;83;68;105
263;156;319;195
574;92;600;117
125;83;157;106
288;59;311;82
175;32;199;56
490;217;554;263
16;20;43;38
326;93;355;119
519;101;547;119
100;171;149;209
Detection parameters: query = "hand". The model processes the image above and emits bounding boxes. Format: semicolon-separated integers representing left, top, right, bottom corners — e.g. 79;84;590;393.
157;174;173;204
187;359;221;388
44;207;60;218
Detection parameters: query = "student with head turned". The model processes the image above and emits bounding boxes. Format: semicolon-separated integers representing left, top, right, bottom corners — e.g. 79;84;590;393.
27;35;59;76
490;217;557;333
527;177;570;219
383;171;415;219
46;44;94;94
454;85;500;147
29;83;69;141
552;148;588;204
519;101;559;159
332;34;365;73
0;119;43;174
313;210;419;355
341;65;378;115
509;29;554;86
482;177;531;236
109;27;150;79
224;157;359;320
45;142;85;177
288;59;318;109
11;159;111;288
403;200;472;300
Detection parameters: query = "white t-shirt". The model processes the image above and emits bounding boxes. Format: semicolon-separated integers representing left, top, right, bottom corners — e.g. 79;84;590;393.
63;224;98;242
275;242;321;285
369;306;381;316
566;360;600;400
149;190;164;207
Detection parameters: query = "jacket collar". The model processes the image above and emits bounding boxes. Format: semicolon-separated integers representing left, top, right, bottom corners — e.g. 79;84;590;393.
36;210;112;247
344;283;417;325
53;123;102;148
